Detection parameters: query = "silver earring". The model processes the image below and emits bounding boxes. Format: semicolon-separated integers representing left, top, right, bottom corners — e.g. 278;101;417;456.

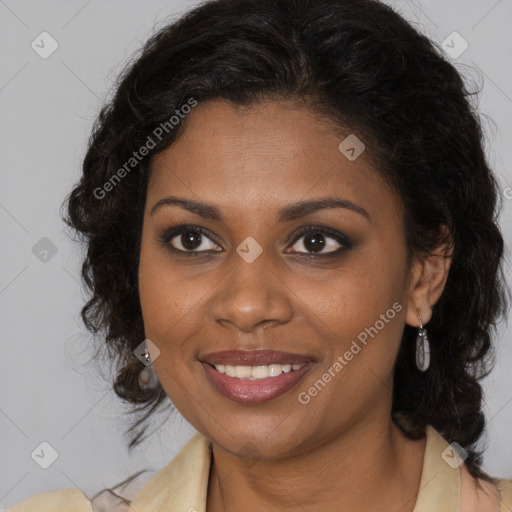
415;316;430;372
139;364;158;389
143;346;151;364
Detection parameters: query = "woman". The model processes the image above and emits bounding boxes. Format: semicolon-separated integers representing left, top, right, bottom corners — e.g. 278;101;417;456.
8;0;512;510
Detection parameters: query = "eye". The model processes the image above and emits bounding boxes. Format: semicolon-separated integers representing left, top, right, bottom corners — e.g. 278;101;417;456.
157;224;352;257
158;225;222;255
288;226;351;256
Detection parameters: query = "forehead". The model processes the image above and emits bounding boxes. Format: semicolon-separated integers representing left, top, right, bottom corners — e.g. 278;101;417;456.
148;99;402;225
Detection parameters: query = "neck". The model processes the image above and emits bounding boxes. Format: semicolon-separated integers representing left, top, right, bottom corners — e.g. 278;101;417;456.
206;417;426;512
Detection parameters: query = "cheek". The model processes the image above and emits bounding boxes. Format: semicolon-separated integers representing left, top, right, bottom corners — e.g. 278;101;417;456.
139;227;202;326
302;241;408;398
292;277;406;432
138;245;207;420
138;234;202;368
313;249;406;342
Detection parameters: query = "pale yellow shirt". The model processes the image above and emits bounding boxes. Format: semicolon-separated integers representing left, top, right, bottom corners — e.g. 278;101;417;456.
7;425;512;511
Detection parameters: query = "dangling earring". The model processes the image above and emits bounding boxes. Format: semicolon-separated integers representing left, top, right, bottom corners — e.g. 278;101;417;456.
139;364;158;389
415;315;430;372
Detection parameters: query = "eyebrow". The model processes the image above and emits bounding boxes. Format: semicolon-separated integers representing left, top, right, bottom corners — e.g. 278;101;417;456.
150;195;370;222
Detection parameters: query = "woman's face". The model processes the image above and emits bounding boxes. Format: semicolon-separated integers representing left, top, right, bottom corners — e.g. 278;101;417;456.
138;99;420;459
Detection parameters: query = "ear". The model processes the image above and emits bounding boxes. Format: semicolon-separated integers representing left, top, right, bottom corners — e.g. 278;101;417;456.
405;228;453;328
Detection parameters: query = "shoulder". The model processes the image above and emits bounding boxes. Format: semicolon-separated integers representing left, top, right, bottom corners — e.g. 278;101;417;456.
460;463;512;512
6;488;93;512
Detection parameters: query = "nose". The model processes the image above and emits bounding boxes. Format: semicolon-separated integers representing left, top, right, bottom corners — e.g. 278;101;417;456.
210;250;294;333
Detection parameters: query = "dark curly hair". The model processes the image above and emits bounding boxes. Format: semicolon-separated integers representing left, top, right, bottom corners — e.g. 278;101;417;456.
63;0;509;498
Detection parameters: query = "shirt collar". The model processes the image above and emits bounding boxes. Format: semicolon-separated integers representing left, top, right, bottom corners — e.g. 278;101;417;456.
129;425;459;512
129;432;211;512
413;425;460;512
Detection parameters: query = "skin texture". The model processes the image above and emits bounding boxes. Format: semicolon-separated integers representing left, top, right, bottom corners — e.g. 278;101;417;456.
138;99;452;511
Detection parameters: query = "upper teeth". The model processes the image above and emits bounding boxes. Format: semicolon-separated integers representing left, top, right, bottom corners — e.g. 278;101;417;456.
214;363;305;379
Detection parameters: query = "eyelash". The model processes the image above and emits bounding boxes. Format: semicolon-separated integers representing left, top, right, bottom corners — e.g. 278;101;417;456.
156;224;353;258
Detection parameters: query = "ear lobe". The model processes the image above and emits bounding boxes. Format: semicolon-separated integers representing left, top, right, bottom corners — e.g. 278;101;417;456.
405;236;453;328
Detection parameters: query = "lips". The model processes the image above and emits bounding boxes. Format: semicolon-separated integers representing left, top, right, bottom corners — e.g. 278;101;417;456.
200;349;315;404
202;349;313;366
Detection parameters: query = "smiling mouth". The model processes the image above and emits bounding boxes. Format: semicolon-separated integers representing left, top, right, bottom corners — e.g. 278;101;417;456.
200;349;315;404
210;362;307;379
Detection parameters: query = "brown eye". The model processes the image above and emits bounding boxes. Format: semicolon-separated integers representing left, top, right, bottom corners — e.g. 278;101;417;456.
302;232;327;253
169;230;220;252
289;228;346;255
158;225;222;254
179;231;204;251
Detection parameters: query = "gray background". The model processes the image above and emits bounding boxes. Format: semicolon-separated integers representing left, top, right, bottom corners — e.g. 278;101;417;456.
1;0;511;508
